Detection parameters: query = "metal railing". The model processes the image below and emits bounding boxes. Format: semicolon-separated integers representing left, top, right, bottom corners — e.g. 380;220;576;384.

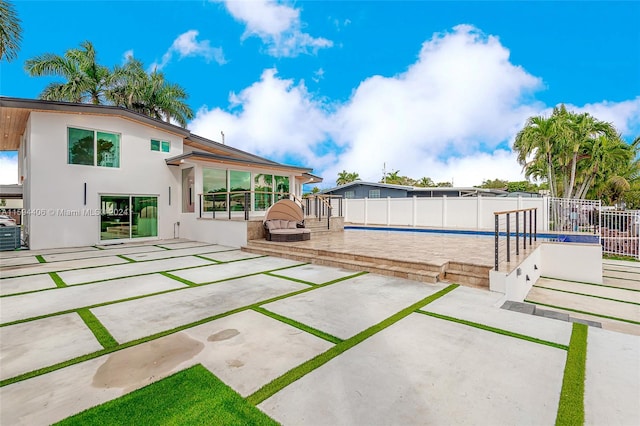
548;197;600;234
494;207;538;271
303;195;343;229
600;209;640;259
199;191;294;220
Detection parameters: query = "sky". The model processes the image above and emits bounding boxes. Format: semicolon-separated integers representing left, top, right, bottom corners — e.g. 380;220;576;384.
1;0;639;188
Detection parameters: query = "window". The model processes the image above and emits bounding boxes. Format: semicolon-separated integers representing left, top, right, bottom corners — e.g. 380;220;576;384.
275;175;290;200
182;168;194;213
151;139;170;153
368;189;381;198
203;168;227;212
68;127;119;167
344;191;355;199
230;170;251;211
254;174;273;211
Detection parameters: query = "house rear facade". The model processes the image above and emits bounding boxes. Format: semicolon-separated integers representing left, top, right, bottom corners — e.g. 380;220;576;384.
1;97;320;250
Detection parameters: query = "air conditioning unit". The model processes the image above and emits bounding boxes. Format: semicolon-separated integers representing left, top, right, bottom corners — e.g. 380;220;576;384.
0;226;21;251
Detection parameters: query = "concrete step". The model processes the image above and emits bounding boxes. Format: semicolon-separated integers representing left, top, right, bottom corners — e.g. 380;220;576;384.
242;243;440;284
245;239;445;274
443;269;490;289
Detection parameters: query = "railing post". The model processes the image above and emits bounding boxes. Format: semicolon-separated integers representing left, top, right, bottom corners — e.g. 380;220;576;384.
494;214;499;271
506;213;510;263
228;193;231;220
244;192;250;221
534;208;537;241
523;210;527;251
199;194;202;218
327;206;331;230
515;211;520;255
529;208;532;246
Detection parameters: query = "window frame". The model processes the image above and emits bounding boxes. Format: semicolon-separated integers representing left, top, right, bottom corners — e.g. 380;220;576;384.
151;139;171;153
68;126;120;168
368;189;381;198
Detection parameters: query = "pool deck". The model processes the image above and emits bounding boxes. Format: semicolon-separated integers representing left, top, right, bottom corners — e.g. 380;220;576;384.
1;238;638;425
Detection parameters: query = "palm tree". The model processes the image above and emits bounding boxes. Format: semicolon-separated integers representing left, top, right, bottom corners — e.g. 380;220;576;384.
336;170;360;186
109;58;193;127
25;41;112;104
0;0;22;62
416;177;435;187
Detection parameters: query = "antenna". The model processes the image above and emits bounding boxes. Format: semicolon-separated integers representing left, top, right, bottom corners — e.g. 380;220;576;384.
383;162;386;183
221;131;225;145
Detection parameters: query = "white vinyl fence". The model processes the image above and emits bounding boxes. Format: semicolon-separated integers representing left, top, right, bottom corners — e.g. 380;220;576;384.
600;209;640;259
343;196;547;232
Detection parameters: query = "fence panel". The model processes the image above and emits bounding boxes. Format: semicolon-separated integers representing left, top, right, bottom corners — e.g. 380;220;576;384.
415;198;444;227
601;210;640;259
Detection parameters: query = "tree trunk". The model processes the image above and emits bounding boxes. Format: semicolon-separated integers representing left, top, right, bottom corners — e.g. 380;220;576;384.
566;150;579;198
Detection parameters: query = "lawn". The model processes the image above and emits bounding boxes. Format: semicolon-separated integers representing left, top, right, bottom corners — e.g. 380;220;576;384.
56;364;278;425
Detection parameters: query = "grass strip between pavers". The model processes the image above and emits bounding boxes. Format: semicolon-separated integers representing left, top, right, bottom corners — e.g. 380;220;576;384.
0;269;362;387
55;364;278;426
533;285;640;306
264;271;316;286
35;255;46;263
116;254;136;262
246;284;459;406
49;272;67;288
253;306;342;344
525;300;640;325
160;271;197;287
76;308;118;349
555;323;587;426
415;310;568;350
92;245;106;250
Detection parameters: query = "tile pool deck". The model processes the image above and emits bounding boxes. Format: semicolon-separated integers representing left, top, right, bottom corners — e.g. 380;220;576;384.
0;239;638;425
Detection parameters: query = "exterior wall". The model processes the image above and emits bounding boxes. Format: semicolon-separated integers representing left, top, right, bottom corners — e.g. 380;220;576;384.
345;196;547;231
178;214;248;247
26;112;183;249
327;184;408;199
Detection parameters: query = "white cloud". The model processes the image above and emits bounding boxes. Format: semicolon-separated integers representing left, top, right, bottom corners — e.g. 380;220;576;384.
122;49;134;63
151;30;226;71
190;25;639;188
218;0;332;57
0;152;19;184
566;97;640;136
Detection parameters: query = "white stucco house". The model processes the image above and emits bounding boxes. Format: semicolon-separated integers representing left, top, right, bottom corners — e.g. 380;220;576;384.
0;97;322;250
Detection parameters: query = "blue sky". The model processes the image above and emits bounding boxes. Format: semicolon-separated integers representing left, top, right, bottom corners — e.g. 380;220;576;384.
1;0;639;186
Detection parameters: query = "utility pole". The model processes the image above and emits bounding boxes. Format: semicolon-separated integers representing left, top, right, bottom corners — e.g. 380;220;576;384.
382;162;386;183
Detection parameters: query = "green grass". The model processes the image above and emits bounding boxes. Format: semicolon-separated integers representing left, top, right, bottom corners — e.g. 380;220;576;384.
55;364;278;426
253;307;342;344
49;272;67;288
415;310;568;350
525;300;640;325
247;284;459;405
116;254;136;262
35;255;46;263
159;271;197;287
76;309;118;349
603;254;640;262
555;323;587;426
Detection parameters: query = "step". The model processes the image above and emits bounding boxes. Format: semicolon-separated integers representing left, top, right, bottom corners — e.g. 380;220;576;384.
245;240;445;274
242;245;440;284
443;269;490;289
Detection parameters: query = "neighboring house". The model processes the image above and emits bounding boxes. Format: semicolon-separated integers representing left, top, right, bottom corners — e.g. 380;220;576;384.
0;97;321;249
321;181;507;199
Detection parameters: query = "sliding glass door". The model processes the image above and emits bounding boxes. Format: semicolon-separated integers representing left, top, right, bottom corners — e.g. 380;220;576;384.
100;195;158;241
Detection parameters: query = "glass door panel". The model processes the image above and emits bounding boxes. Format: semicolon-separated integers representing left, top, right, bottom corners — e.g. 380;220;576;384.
132;196;158;238
100;196;131;240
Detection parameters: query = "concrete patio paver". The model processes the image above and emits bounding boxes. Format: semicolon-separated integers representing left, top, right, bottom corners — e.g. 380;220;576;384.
0;313;102;381
601;268;640;281
535;277;640;304
1;246;100;259
584;327;640;425
198;249;264;263
91;274;308;343
42;245;167;262
0;274;187;324
269;263;360;285
0;255;40;268
0;310;333;426
422;286;573;346
259;312;566;425
0;274;57;296
124;245;235;261
601;276;640;291
57;256;212;285
1;256;129;279
156;241;213;250
526;286;640;323
262;274;447;339
170;256;303;284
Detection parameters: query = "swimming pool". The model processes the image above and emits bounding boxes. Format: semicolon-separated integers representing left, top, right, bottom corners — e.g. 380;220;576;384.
344;225;600;243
